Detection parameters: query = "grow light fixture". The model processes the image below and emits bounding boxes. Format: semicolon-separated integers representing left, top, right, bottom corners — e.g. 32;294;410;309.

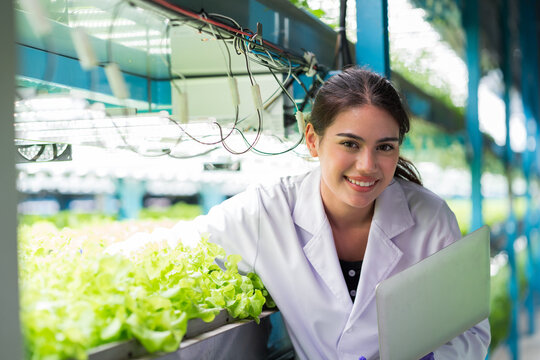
203;155;241;171
203;160;241;171
16;143;72;163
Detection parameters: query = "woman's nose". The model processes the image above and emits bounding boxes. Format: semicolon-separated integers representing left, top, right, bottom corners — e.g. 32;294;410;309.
356;149;377;172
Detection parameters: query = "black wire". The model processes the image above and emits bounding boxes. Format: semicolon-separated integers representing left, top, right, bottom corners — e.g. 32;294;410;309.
179;8;309;70
292;74;310;97
337;0;353;69
178;107;241;146
103;5;188;159
165;10;309;156
100;4;318;158
268;67;297;109
34;35;58;94
260;66;301;110
215;38;264;155
298;74;325;113
107;115;171;157
106;1;125;65
206;12;242;31
239;40;256;86
234;127;304;156
219;110;263;155
163;16;241;147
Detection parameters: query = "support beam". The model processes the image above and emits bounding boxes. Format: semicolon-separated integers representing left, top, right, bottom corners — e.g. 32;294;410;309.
199;183;227;215
501;1;520;357
17;45;172;107
117;178;146;220
0;1;22;359
462;0;483;232
520;0;540;337
355;0;390;78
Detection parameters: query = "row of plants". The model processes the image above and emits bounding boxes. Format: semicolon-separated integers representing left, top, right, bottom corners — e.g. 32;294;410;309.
18;206;273;360
19;201;202;228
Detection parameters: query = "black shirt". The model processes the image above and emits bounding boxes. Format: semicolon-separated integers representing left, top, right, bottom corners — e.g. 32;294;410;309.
339;259;363;302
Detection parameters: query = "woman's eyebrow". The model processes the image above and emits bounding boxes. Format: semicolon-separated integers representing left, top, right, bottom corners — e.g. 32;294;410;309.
336;133;399;143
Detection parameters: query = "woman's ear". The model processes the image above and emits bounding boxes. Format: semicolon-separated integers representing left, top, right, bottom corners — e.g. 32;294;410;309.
305;123;319;157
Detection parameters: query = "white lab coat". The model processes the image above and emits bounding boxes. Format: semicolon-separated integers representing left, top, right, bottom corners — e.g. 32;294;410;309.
176;168;490;360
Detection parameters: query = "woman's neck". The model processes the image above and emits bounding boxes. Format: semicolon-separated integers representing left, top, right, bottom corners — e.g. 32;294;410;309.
324;201;374;261
323;199;375;231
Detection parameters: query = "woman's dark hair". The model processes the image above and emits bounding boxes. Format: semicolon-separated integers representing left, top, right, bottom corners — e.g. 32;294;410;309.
309;67;422;186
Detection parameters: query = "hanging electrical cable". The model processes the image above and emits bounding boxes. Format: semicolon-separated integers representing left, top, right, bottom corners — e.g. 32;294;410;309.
334;0;354;69
160;13;241;147
99;0;325;158
147;0;312;72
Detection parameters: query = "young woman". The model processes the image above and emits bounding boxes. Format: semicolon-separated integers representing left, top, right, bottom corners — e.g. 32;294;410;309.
173;67;490;359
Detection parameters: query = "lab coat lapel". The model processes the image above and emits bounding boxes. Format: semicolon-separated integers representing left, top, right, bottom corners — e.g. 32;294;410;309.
351;180;414;318
293;169;349;300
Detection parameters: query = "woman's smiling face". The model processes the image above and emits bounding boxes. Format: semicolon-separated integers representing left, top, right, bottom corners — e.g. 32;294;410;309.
306;105;400;215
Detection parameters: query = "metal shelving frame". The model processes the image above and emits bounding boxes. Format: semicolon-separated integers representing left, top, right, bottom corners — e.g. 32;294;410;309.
1;0;22;358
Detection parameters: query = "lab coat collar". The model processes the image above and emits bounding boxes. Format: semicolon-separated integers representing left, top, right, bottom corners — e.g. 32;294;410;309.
349;179;415;323
293;170;416;315
292;167;326;235
293;168;347;300
292;171;415;239
372;178;415;238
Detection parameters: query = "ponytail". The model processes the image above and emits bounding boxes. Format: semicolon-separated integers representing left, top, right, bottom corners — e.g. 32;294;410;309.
394;156;422;186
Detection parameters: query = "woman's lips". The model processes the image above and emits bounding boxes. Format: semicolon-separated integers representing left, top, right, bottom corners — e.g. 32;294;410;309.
345;176;377;187
344;176;378;192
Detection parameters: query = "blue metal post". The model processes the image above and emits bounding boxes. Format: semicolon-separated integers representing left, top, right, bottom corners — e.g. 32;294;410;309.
505;205;519;360
521;0;540;334
355;0;390;78
500;1;520;355
462;0;483;233
199;182;226;215
116;178;146;220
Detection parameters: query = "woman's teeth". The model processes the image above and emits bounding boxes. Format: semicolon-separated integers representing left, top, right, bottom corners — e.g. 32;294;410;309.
346;177;376;187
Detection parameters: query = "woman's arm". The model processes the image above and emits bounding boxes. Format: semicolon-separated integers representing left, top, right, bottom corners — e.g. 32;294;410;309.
433;318;491;359
170;185;263;273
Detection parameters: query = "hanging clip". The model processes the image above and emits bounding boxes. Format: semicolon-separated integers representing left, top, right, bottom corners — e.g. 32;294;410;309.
295;111;305;133
20;0;52;37
251;84;263;111
256;22;263;41
250;22;263;49
228;77;240;107
71;27;98;70
105;63;130;100
303;52;318;77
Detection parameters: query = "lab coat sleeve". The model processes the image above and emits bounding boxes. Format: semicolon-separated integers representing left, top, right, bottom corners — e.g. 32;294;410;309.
432;318;490;359
171;185;262;273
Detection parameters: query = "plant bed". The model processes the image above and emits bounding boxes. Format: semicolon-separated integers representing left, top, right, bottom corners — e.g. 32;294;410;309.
19;221;274;360
86;310;293;360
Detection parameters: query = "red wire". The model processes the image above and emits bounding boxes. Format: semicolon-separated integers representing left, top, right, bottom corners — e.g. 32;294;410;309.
148;0;292;55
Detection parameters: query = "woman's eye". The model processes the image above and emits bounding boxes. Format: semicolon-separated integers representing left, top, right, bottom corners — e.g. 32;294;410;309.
341;141;358;149
377;144;395;151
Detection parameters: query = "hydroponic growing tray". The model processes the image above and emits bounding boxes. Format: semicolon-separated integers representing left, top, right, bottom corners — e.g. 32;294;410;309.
87;310;293;360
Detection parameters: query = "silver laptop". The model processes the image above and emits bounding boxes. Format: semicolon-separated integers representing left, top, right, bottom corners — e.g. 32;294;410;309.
375;225;490;360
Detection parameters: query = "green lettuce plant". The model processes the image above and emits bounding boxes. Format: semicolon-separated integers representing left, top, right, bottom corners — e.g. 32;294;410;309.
19;223;270;360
